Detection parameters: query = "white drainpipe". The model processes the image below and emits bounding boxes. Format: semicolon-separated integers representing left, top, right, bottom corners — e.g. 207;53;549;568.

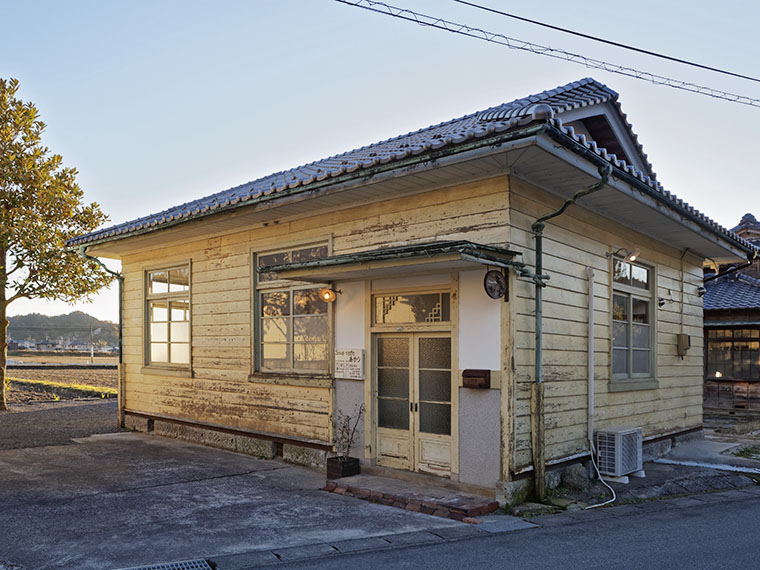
586;266;595;445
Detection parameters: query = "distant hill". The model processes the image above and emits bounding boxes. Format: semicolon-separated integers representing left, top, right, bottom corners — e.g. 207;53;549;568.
8;312;118;346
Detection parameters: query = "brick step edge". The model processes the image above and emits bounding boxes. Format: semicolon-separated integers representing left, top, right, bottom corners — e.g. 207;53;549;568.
322;480;499;521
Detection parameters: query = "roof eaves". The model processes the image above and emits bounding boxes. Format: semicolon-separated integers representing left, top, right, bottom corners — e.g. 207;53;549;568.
542;123;757;258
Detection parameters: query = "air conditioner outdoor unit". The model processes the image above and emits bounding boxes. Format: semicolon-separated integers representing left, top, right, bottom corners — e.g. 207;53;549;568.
595;426;643;477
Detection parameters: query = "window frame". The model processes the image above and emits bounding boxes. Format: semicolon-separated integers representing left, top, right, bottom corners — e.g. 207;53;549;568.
253;243;332;376
144;262;191;370
610;256;656;386
705;327;760;381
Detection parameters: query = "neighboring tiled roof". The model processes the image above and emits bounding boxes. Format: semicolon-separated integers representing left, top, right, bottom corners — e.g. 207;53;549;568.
731;213;760;246
66;78;754;254
705;272;760;310
732;213;760;234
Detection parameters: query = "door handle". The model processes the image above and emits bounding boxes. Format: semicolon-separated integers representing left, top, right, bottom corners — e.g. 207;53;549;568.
410;402;418;412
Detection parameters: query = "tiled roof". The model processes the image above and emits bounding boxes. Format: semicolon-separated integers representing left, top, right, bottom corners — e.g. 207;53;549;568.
66;78;754;253
704;272;760;310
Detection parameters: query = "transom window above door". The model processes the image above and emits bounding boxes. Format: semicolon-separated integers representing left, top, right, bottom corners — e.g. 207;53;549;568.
373;292;451;325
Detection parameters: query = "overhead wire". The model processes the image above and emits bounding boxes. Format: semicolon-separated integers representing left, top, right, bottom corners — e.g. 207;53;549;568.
335;0;760;108
452;0;760;85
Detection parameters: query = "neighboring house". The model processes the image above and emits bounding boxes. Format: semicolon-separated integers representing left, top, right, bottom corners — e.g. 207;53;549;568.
68;78;755;502
704;213;760;413
36;340;59;351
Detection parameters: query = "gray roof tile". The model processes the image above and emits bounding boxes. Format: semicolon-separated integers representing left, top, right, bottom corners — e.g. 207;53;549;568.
705;272;760;310
66;78;753;253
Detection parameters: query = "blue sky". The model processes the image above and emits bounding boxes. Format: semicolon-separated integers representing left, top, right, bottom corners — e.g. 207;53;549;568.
2;0;759;321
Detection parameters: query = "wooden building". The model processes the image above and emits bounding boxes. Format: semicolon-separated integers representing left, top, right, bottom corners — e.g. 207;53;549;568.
68;78;756;502
704;213;760;414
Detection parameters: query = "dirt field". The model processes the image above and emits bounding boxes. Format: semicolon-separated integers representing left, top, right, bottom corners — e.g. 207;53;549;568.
6;366;118;404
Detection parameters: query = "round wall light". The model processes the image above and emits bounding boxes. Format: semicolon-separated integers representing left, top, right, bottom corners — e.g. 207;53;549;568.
318;287;339;303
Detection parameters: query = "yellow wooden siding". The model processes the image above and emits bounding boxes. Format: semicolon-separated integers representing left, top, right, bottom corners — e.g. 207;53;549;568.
508;176;704;470
119;176;508;443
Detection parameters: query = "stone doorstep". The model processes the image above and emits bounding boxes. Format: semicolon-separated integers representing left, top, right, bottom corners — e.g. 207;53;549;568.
323;478;499;521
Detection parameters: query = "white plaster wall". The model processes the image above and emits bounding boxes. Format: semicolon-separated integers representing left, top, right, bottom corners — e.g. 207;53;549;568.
459;388;501;488
334;280;366;459
334;280;366;350
335;378;365;459
371;273;451;291
458;270;501;370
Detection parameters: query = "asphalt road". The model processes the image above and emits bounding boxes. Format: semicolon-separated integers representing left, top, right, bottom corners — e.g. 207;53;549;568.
273;491;760;570
0;399;120;450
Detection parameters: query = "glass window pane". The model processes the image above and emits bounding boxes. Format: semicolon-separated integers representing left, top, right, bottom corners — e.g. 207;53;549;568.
632;350;650;374
150;322;168;343
150;301;168;322
149;271;169;294
613;260;631;285
151;342;168;363
294;315;328;342
613;348;628;374
631;265;649;290
612;322;628;349
292;245;328;262
378;398;409;430
262;343;291;369
170;322;190;343
377;337;409;367
418;338;450;369
632;324;649;349
374;293;451;324
261;291;290;316
294;343;328;369
612;295;628;322
257;251;288;282
632;298;649;324
419;370;451;402
378;368;409;398
419;402;450;435
170;301;189;322
169;267;189;292
293;289;328;315
262;318;290;344
171;343;190;364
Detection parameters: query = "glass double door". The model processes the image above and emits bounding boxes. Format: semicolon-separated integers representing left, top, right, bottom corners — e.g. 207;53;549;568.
375;333;452;475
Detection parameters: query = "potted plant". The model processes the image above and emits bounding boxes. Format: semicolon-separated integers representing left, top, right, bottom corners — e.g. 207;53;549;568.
326;403;365;479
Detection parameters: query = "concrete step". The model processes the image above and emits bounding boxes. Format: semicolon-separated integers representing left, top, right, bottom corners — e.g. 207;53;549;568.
323;474;500;521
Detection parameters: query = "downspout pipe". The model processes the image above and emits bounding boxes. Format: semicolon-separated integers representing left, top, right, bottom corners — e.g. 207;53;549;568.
529;163;612;502
703;256;757;283
78;246;125;426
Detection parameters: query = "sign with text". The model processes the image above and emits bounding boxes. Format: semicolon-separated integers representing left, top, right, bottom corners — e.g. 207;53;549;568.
334;348;365;380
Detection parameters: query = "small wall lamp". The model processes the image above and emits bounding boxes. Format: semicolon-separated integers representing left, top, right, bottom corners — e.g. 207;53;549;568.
318;287;341;303
606;247;641;263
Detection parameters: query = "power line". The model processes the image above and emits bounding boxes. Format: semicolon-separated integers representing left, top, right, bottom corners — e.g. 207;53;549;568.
335;0;760;108
453;0;760;85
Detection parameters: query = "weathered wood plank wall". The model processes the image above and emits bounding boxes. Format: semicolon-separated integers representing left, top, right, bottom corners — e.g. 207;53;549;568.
508;177;704;470
120;176;508;443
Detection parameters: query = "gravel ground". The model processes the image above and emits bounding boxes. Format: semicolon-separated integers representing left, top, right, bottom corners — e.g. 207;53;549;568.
0;400;121;450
